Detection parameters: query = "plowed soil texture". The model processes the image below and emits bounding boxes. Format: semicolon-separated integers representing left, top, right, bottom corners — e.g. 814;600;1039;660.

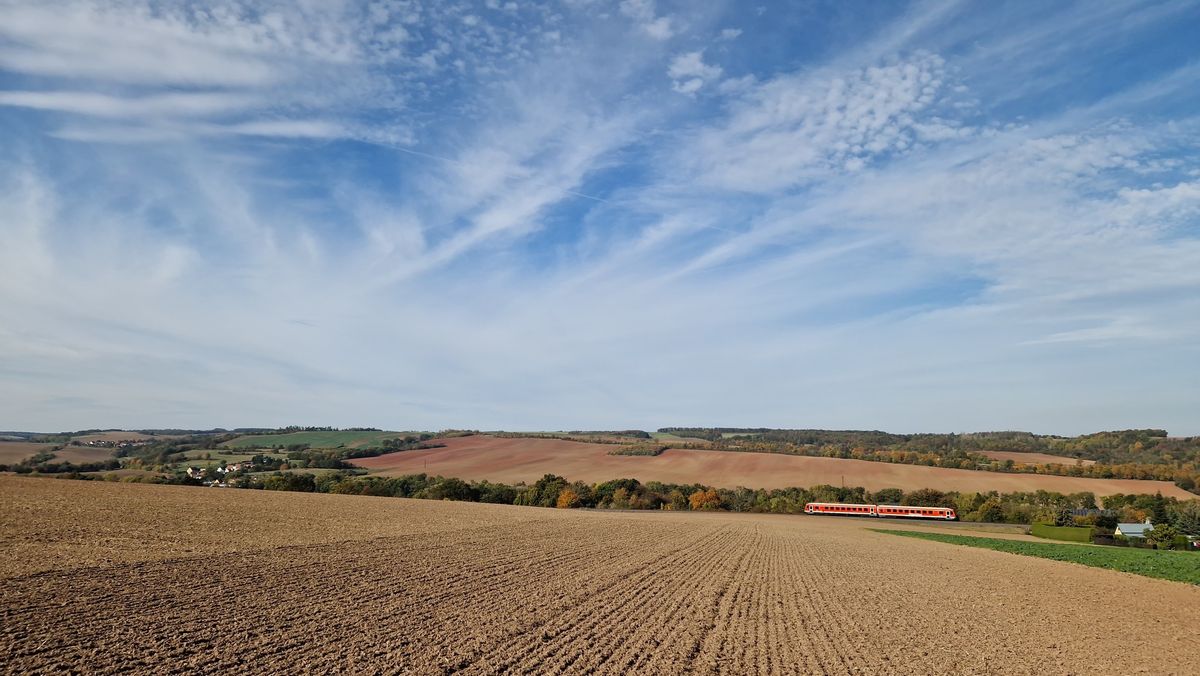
351;435;1194;499
3;476;1199;675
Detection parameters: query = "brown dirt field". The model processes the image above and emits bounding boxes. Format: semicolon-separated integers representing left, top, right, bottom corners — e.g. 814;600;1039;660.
0;442;55;464
52;446;117;463
352;435;1196;500
978;450;1096;466
2;477;1199;674
82;469;168;479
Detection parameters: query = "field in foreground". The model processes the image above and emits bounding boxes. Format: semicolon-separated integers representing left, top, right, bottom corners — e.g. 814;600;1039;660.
3;477;1199;674
351;435;1195;499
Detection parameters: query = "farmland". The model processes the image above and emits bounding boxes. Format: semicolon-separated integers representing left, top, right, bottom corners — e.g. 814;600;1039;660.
877;530;1200;585
223;430;409;449
977;450;1096;466
50;446;118;464
0;442;54;464
351;435;1197;499
2;476;1198;674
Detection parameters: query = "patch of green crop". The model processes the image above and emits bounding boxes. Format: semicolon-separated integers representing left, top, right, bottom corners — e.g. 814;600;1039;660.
872;529;1199;585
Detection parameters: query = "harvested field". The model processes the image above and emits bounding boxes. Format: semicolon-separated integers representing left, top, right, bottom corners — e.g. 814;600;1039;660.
82;469;167;480
0;442;55;464
51;446;116;464
978;450;1096;466
2;476;1199;674
352;435;1196;499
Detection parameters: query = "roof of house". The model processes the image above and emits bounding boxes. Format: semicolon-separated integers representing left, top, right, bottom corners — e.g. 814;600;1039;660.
1116;523;1153;536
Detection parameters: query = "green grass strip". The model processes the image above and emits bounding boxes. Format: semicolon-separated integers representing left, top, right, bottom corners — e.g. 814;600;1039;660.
871;529;1200;585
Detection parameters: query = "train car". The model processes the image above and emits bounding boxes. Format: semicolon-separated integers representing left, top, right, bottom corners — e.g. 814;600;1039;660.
803;502;956;520
803;502;877;517
875;504;956;520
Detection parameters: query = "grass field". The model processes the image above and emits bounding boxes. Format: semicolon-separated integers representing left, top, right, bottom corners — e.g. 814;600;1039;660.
2;476;1199;674
351;435;1197;498
876;530;1200;585
223;430;408;449
178;449;288;462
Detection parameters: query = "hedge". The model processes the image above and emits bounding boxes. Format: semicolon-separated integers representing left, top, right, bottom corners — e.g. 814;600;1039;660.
1031;522;1093;543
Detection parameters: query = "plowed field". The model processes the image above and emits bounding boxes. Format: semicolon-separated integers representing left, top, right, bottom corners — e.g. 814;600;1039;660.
3;477;1199;674
977;450;1096;466
351;435;1194;499
0;441;54;463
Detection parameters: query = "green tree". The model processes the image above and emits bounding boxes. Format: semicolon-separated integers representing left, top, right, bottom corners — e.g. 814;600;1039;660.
1146;523;1181;549
665;489;688;511
973;499;1005;523
871;488;904;505
1168;500;1200;536
902;488;953;508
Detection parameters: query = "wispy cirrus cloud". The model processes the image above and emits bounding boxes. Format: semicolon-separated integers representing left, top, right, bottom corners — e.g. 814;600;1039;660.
1;0;1199;434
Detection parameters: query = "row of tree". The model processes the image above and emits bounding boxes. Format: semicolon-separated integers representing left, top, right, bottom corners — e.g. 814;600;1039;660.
216;471;1200;534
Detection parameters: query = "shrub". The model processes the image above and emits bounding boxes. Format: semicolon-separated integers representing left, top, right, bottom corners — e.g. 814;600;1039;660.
1031;523;1093;543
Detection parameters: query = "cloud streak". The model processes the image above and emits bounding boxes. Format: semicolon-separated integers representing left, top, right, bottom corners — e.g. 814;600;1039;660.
1;0;1198;435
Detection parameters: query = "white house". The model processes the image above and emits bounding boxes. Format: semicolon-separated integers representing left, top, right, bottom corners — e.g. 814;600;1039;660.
1115;519;1154;539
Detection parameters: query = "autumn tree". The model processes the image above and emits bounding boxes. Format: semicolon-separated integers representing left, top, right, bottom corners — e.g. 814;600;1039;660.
556;487;581;509
689;488;721;511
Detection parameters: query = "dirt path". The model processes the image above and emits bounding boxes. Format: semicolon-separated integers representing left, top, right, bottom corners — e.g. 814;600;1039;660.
2;477;1198;674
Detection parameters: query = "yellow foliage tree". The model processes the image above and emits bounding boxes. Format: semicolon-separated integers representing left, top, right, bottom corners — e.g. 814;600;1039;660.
556;487;581;509
689;488;721;511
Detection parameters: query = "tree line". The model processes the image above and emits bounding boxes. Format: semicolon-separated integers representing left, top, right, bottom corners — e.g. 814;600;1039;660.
159;471;1195;533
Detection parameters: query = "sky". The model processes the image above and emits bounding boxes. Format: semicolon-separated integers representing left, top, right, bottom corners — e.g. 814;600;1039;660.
1;0;1199;435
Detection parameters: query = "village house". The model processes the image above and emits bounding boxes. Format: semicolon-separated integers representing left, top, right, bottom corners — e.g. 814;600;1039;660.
1114;519;1154;539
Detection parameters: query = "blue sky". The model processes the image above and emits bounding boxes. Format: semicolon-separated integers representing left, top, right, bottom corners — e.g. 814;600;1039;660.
2;0;1199;434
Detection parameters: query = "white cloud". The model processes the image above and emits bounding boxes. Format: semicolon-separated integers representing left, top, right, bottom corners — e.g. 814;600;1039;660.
718;28;742;41
0;90;263;119
667;50;721;95
679;53;950;192
667;50;721;81
619;0;675;40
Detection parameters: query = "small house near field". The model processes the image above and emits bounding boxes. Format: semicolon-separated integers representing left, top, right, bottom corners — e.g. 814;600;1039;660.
1115;519;1154;539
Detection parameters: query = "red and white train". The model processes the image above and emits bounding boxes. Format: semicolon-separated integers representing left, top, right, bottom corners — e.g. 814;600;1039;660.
804;502;957;520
